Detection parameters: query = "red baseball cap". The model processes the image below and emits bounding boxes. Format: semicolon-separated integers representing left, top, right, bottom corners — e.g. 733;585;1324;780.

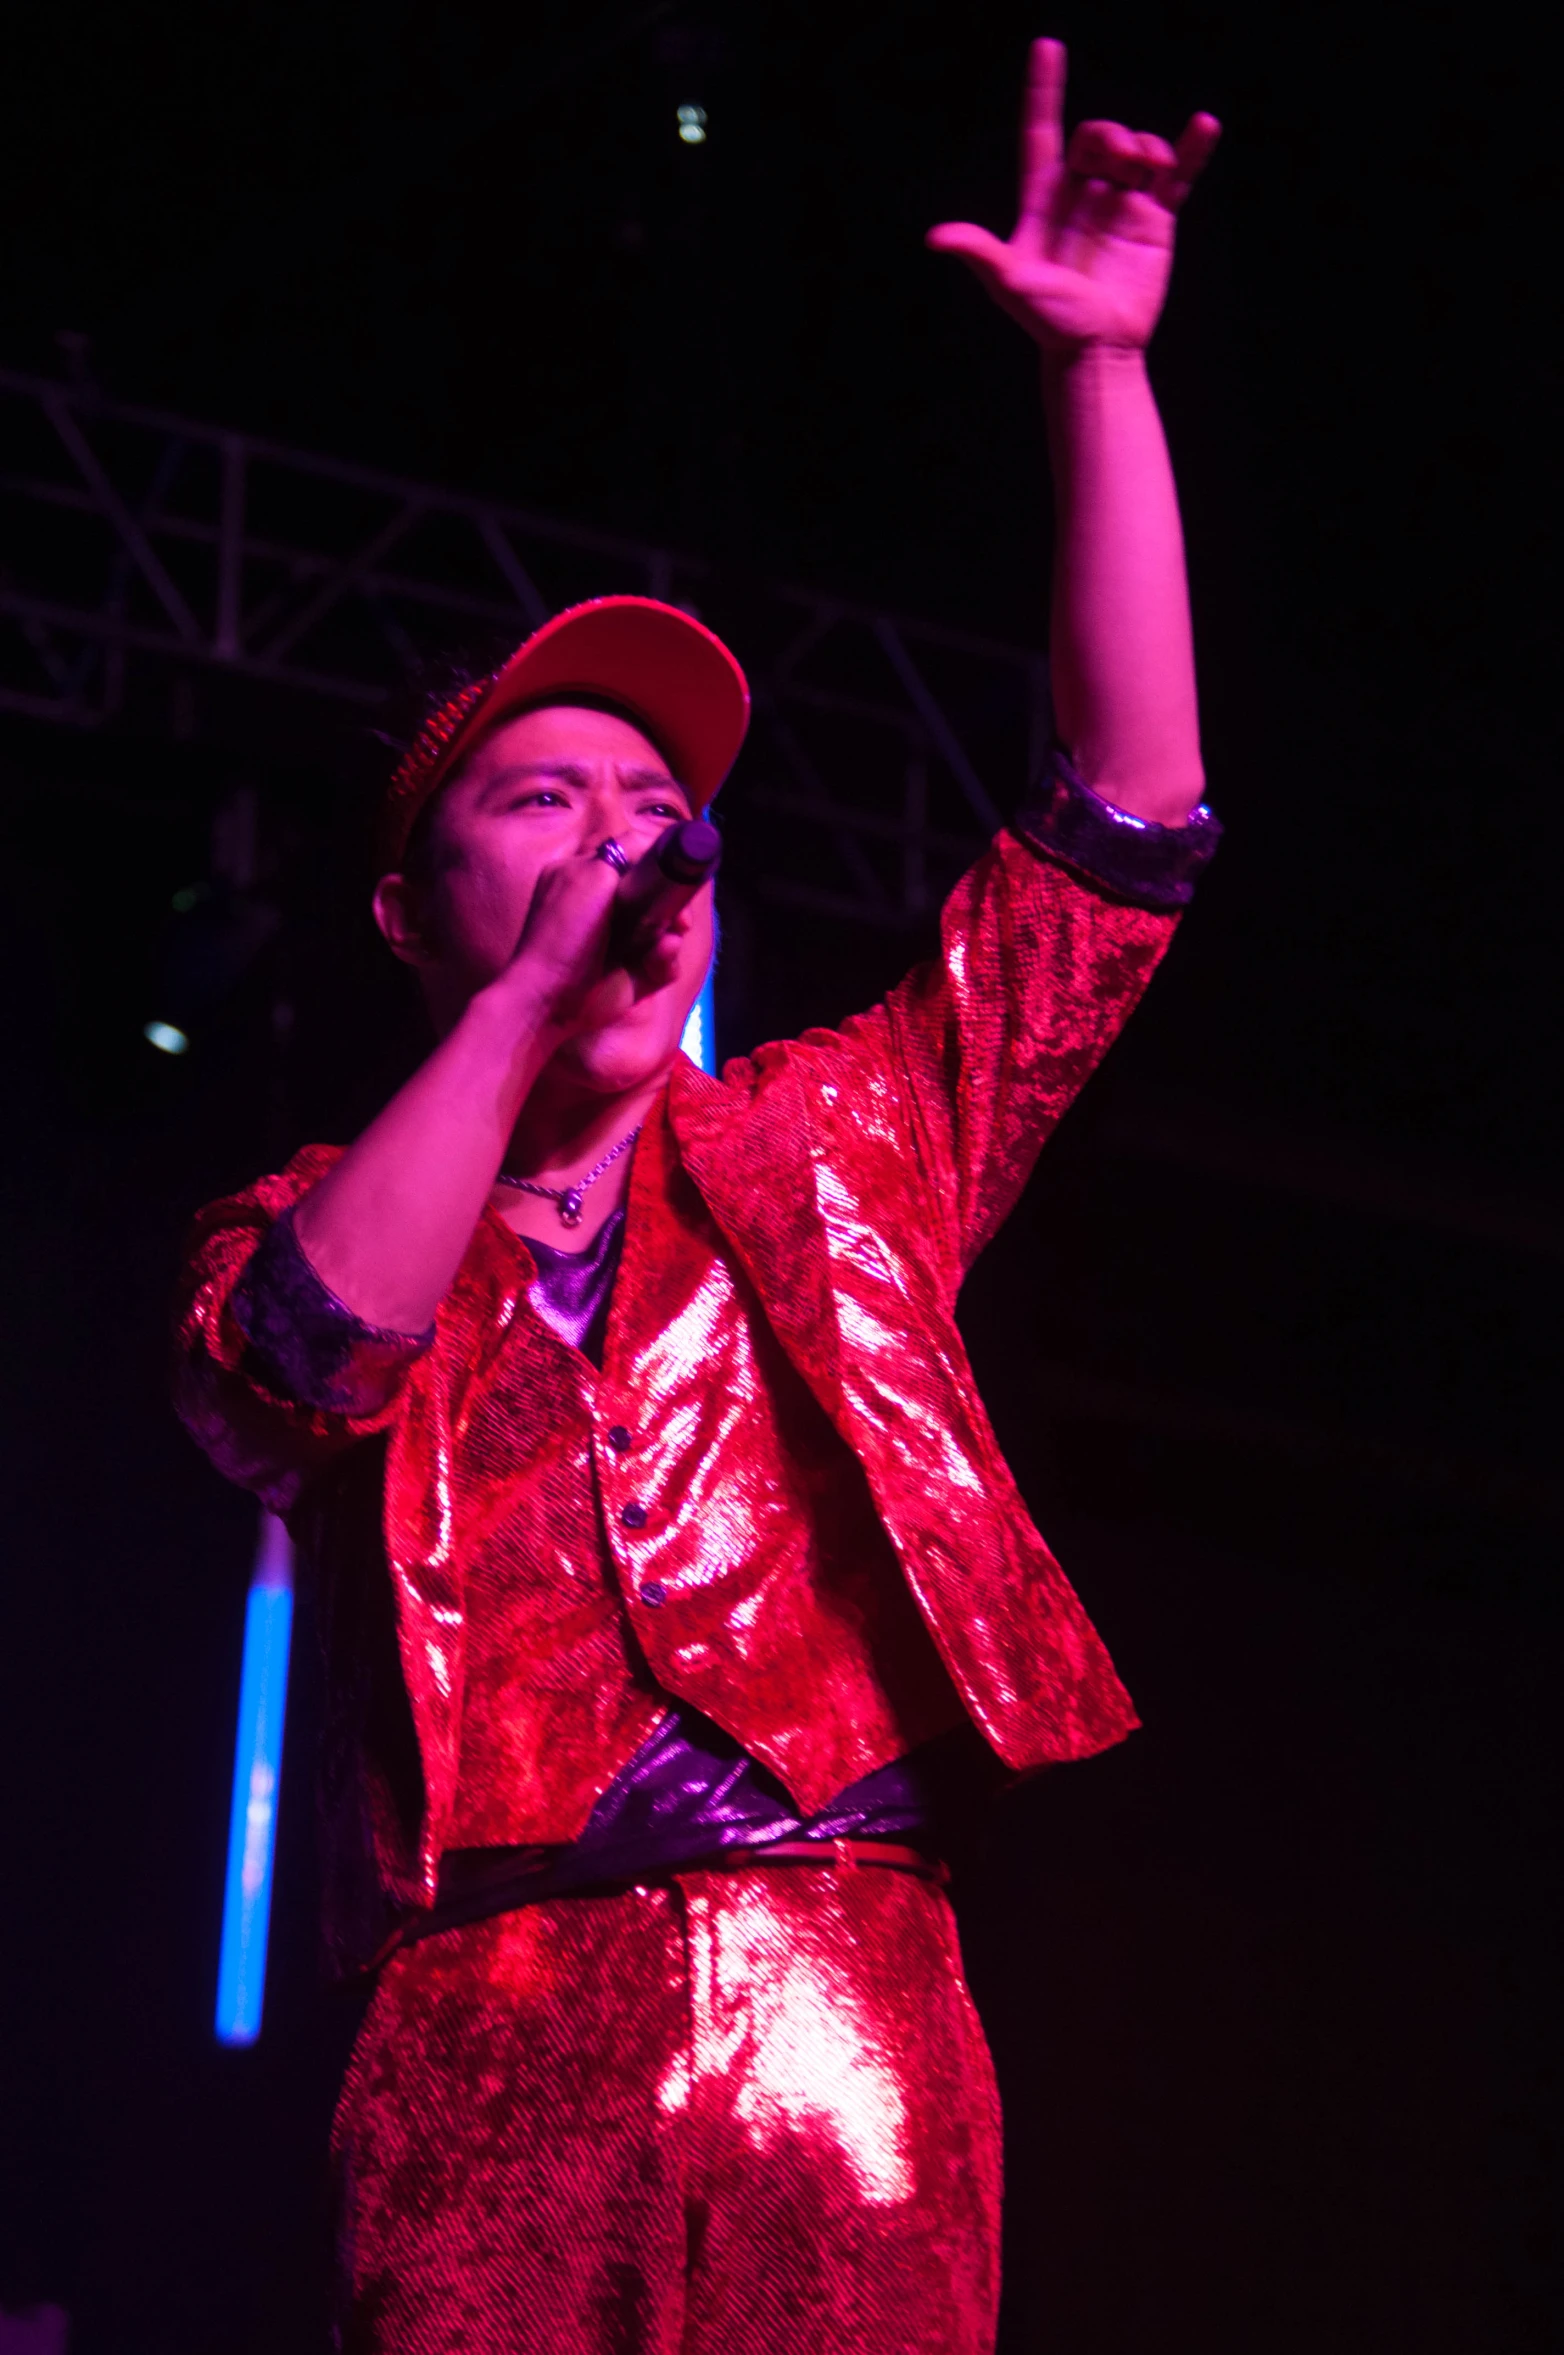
379;595;751;868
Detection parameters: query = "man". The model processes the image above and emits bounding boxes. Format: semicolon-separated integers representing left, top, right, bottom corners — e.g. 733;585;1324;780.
176;38;1221;2355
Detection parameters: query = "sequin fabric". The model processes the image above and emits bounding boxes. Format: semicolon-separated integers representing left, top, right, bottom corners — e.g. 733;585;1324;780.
232;1209;434;1417
378;675;493;872
234;1191;978;1917
174;833;1178;1975
332;1861;1002;2354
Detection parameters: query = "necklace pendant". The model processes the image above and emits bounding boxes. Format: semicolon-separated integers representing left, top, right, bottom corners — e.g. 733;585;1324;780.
558;1188;584;1227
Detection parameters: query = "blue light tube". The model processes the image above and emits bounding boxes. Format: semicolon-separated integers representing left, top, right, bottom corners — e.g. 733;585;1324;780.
679;955;719;1076
215;1510;294;2046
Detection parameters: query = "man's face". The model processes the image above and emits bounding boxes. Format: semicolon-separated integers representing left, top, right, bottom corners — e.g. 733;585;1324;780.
378;702;713;1097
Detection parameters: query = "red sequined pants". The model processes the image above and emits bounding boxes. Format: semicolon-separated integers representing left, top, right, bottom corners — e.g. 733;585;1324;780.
332;1862;1002;2353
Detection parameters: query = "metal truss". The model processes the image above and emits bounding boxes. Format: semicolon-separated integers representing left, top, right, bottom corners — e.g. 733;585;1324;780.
0;363;1047;928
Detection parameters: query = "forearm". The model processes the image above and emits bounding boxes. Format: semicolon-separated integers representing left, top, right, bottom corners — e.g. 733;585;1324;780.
1043;343;1204;828
292;976;560;1333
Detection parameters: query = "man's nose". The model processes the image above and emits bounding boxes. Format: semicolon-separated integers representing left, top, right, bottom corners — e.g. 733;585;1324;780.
574;778;628;850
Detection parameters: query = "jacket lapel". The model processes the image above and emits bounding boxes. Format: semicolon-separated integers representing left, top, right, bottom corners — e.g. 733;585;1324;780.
668;1055;846;1423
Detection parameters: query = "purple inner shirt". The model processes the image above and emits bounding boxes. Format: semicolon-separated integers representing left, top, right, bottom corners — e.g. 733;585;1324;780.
522;1207;627;1365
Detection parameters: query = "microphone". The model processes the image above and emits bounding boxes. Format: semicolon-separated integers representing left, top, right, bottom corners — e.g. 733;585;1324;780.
612;819;722;957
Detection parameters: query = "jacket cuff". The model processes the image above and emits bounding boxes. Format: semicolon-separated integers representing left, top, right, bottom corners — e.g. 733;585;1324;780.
1015;746;1222;911
231;1208;433;1417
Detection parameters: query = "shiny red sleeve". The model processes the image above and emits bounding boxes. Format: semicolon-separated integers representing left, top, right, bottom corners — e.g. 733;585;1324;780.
171;1143;407;1512
830;833;1178;1280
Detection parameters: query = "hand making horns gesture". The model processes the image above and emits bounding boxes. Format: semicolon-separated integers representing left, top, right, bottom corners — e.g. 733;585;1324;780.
927;36;1221;351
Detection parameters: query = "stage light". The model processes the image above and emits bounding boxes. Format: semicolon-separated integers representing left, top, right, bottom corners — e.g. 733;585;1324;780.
677;103;707;143
215;1511;294;2047
679;962;718;1075
143;1019;189;1055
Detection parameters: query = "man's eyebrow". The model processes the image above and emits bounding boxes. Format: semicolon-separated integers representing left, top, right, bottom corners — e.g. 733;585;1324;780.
622;766;689;795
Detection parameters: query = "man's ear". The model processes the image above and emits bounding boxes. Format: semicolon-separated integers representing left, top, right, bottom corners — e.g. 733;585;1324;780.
373;872;436;967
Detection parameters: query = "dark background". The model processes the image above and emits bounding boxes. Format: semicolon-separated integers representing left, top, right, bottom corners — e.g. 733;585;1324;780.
1;3;1558;2350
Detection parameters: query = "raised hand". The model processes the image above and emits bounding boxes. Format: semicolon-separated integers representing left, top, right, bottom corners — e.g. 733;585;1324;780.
927;37;1219;352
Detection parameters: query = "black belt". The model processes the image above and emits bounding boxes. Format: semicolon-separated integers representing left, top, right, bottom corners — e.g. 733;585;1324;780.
372;1835;946;1968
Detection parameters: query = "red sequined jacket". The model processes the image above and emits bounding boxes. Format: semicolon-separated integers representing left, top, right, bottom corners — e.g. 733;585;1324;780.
175;830;1179;1973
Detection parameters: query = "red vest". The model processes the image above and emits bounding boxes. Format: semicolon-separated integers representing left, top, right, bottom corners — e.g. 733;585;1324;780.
176;835;1175;1971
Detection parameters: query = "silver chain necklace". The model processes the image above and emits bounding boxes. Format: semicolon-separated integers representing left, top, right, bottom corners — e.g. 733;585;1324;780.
495;1125;642;1228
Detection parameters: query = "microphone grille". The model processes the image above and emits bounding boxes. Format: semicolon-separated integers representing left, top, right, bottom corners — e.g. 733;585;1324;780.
659;819;723;883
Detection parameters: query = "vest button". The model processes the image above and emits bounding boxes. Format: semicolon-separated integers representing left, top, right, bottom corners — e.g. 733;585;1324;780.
621;1501;648;1529
638;1580;667;1608
607;1424;632;1452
